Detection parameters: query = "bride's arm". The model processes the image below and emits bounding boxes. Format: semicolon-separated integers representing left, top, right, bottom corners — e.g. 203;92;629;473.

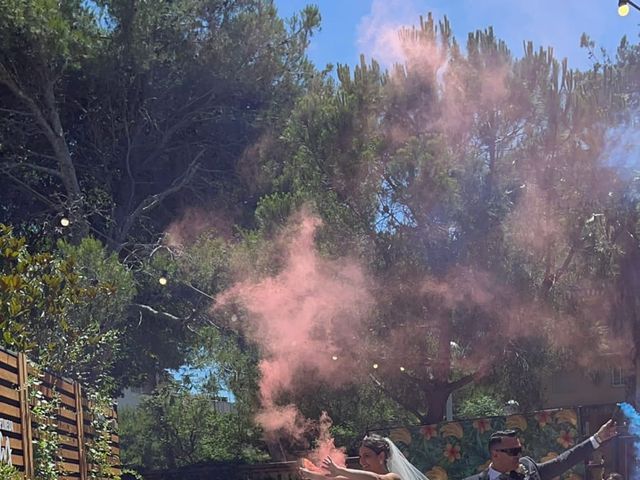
299;467;355;480
322;457;401;480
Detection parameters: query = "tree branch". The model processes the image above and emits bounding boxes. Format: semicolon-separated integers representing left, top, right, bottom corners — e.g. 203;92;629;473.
24;149;60;162
0;108;32;117
1;161;63;179
542;242;578;293
446;372;478;392
554;243;577;281
1;171;59;209
115;151;204;249
0;63;57;142
369;373;427;423
130;304;182;322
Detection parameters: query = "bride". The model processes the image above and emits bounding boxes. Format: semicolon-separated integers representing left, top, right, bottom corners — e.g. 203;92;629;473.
299;434;429;480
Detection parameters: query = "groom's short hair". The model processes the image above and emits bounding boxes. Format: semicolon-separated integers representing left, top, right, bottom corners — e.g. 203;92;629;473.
488;430;518;452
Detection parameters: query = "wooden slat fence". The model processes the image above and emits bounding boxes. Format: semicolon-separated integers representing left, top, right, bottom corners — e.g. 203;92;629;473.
0;349;120;479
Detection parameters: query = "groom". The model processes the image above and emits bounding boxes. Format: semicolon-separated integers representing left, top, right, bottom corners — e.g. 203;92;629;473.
463;419;618;480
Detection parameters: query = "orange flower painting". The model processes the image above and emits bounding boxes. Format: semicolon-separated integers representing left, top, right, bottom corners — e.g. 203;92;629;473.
444;443;461;462
473;419;492;433
421;424;438;440
535;411;553;427
556;430;575;449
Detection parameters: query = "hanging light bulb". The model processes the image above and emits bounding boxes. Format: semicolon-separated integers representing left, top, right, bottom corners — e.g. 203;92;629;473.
331;355;338;361
158;271;168;286
399;366;406;372
619;0;631;16
372;363;379;369
60;217;70;227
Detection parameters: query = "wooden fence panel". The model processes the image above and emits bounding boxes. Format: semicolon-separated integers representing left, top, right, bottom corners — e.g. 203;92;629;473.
0;350;120;479
74;382;87;480
17;353;33;479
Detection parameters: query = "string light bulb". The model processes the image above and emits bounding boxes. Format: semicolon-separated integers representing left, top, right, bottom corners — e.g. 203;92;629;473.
400;366;406;372
617;0;640;15
332;355;338;361
372;363;379;369
60;217;70;227
158;271;168;286
619;0;630;16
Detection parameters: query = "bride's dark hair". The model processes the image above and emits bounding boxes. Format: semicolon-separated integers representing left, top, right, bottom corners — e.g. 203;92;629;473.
361;434;391;458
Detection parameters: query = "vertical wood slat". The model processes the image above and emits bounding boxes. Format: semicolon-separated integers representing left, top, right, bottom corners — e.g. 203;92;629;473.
17;353;34;479
74;383;87;480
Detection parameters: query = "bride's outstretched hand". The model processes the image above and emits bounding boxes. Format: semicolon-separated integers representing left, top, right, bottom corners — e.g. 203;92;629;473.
300;467;327;480
322;457;342;476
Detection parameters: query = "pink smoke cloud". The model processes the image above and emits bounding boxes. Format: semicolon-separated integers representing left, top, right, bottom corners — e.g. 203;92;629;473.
505;183;567;255
217;212;373;438
164;206;234;248
308;412;347;469
357;0;423;66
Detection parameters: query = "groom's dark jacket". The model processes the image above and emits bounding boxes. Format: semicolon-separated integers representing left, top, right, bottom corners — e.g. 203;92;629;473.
463;437;596;480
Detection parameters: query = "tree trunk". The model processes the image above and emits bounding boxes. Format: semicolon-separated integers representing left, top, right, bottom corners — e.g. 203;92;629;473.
422;387;451;424
42;82;89;240
0;68;89;240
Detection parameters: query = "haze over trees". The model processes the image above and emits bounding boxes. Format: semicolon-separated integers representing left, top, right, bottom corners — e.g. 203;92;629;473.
1;0;638;470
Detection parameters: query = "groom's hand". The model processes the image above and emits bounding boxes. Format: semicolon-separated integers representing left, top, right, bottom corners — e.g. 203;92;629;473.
594;419;618;444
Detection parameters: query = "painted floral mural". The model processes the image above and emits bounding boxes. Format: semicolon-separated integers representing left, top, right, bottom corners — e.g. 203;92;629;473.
380;408;586;480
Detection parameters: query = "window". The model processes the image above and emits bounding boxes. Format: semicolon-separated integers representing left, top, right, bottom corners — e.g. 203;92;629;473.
611;366;627;387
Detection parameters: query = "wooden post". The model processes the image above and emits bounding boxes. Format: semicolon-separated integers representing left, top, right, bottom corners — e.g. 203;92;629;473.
74;382;87;480
17;353;34;479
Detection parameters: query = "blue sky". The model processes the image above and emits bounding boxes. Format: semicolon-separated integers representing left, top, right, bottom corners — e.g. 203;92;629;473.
275;0;640;71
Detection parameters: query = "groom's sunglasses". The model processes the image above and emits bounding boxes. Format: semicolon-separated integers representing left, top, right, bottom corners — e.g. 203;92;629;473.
497;447;522;456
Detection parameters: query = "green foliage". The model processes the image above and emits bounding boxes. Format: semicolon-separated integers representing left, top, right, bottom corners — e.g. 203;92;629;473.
0;223;83;349
119;377;267;470
255;192;306;234
115;234;237;388
27;363;122;480
86;390;121;479
454;388;504;419
0;225;135;391
29;370;63;480
55;237;136;389
0;0;99;69
291;382;418;454
0;462;21;480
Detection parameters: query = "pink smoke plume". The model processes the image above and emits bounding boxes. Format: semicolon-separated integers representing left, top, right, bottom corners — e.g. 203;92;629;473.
359;5;512;146
504;183;567;255
164;206;233;248
307;412;347;469
217;212;373;439
357;0;423;66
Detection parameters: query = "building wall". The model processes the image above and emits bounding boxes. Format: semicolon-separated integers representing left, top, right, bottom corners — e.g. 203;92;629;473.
541;364;627;408
116;388;236;412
